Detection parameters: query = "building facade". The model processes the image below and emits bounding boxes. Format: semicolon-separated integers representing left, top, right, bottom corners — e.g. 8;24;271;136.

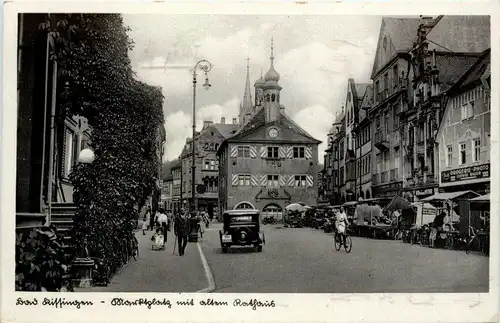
353;84;373;200
369;17;419;199
218;42;321;220
16;14;93;228
436;50;490;195
323;111;345;205
171;159;182;213
400;15;490;201
180;119;238;215
344;79;370;202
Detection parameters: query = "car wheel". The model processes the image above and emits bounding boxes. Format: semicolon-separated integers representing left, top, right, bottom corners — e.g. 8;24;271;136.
257;245;263;252
222;246;228;253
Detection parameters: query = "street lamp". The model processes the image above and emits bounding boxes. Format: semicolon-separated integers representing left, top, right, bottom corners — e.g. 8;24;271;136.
78;148;95;164
191;59;213;212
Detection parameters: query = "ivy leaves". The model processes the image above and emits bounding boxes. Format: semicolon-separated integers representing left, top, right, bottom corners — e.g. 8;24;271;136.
37;14;166;284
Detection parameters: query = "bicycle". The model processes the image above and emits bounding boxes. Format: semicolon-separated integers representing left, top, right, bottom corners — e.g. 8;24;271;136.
333;229;352;253
465;226;488;255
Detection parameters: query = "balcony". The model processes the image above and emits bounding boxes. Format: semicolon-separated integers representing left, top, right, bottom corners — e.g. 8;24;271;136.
376;88;389;105
381;171;389;183
390;168;399;182
374;128;390;151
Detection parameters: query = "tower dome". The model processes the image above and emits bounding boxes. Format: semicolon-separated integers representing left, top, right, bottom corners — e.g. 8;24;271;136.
264;66;280;82
254;71;266;87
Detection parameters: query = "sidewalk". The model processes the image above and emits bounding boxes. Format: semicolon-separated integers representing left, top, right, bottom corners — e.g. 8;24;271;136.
79;230;208;293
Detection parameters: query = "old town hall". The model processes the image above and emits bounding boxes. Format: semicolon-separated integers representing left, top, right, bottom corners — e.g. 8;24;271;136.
217;39;321;220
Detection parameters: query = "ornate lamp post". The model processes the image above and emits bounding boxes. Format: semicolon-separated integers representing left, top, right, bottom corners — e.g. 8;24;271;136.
191;59;213;212
72;147;96;288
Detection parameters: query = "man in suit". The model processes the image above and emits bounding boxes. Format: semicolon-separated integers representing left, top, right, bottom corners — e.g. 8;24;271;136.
174;208;190;256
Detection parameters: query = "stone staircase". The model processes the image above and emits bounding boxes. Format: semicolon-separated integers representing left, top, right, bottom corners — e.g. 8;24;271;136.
50;202;77;283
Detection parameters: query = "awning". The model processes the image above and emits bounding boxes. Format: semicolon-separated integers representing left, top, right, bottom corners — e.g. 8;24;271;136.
469;193;490;203
469;194;490;204
422;190;480;202
342;201;358;207
384;195;413;212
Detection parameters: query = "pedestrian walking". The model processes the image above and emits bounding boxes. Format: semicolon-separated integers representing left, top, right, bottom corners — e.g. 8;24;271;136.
156;208;169;246
141;215;148;235
174;208;190;256
430;211;446;248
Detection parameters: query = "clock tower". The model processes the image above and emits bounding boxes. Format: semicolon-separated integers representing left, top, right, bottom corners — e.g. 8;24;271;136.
263;37;282;124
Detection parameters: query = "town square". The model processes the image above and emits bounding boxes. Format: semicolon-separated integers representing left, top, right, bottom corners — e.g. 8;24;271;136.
13;13;490;294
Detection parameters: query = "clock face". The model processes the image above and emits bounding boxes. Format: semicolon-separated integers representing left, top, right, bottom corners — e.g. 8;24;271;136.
268;128;279;138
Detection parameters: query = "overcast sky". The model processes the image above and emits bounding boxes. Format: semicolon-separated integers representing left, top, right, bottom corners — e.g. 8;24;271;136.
123;15;382;162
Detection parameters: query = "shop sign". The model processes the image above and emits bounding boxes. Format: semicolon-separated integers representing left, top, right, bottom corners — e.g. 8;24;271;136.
441;163;490;183
416;188;434;196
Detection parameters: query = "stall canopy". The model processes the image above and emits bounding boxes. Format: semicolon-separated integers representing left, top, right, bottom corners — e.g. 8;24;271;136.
342;201;358;207
384;195;413;212
422;190;480;202
469;193;490;203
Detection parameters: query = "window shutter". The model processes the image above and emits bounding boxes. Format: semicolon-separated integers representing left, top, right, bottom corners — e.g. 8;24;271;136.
60;129;68;177
287;175;295;187
251;174;258;187
286;146;293;159
305;146;313;159
279;146;286;158
249;145;257;158
260;174;267;186
307;175;314;187
230;146;238;158
279;175;286;187
260;146;267;158
231;174;239;186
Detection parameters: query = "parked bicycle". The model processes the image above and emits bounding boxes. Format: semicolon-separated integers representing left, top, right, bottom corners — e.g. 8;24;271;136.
465;226;488;255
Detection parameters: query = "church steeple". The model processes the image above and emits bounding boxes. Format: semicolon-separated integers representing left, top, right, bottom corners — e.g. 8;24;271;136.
240;57;253;125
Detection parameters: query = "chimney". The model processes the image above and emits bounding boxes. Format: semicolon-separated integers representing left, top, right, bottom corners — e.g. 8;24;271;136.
221;117;225;124
232;118;237;125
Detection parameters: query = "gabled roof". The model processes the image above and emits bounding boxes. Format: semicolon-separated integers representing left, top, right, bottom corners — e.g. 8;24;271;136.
371;17;421;78
426;16;490;53
211;123;239;139
225;108;320;144
435;53;481;92
451;49;490;91
436;50;490;140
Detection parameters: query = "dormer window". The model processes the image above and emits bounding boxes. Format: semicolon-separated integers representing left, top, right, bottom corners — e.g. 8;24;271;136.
383;36;387;51
271;94;276;102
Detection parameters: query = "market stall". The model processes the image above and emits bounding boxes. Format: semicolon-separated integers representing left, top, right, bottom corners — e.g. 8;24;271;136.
421;190;480;248
466;194;490;254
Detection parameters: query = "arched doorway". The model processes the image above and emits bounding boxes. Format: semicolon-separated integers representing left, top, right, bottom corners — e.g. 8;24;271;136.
360;191;365;200
366;190;371;199
341;195;346;204
234;201;255;210
262;203;283;221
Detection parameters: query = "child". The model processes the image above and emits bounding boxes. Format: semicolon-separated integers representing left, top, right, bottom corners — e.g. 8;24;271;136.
142;216;148;235
151;228;165;250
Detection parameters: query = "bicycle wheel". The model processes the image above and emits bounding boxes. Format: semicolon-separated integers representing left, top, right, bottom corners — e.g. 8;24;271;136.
334;233;341;251
445;234;454;250
344;235;352;253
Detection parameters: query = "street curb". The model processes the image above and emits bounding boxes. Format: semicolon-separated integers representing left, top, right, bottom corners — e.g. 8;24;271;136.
196;242;216;293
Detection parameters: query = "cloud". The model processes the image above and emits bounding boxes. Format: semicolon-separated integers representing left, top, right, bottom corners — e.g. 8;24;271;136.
123;15;381;161
292;105;335;162
163;98;241;161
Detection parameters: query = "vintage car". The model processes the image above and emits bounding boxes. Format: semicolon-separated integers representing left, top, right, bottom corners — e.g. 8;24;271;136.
219;209;265;253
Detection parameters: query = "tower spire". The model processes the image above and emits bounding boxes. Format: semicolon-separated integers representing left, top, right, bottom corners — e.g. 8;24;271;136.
270;37;275;66
241;57;253;124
